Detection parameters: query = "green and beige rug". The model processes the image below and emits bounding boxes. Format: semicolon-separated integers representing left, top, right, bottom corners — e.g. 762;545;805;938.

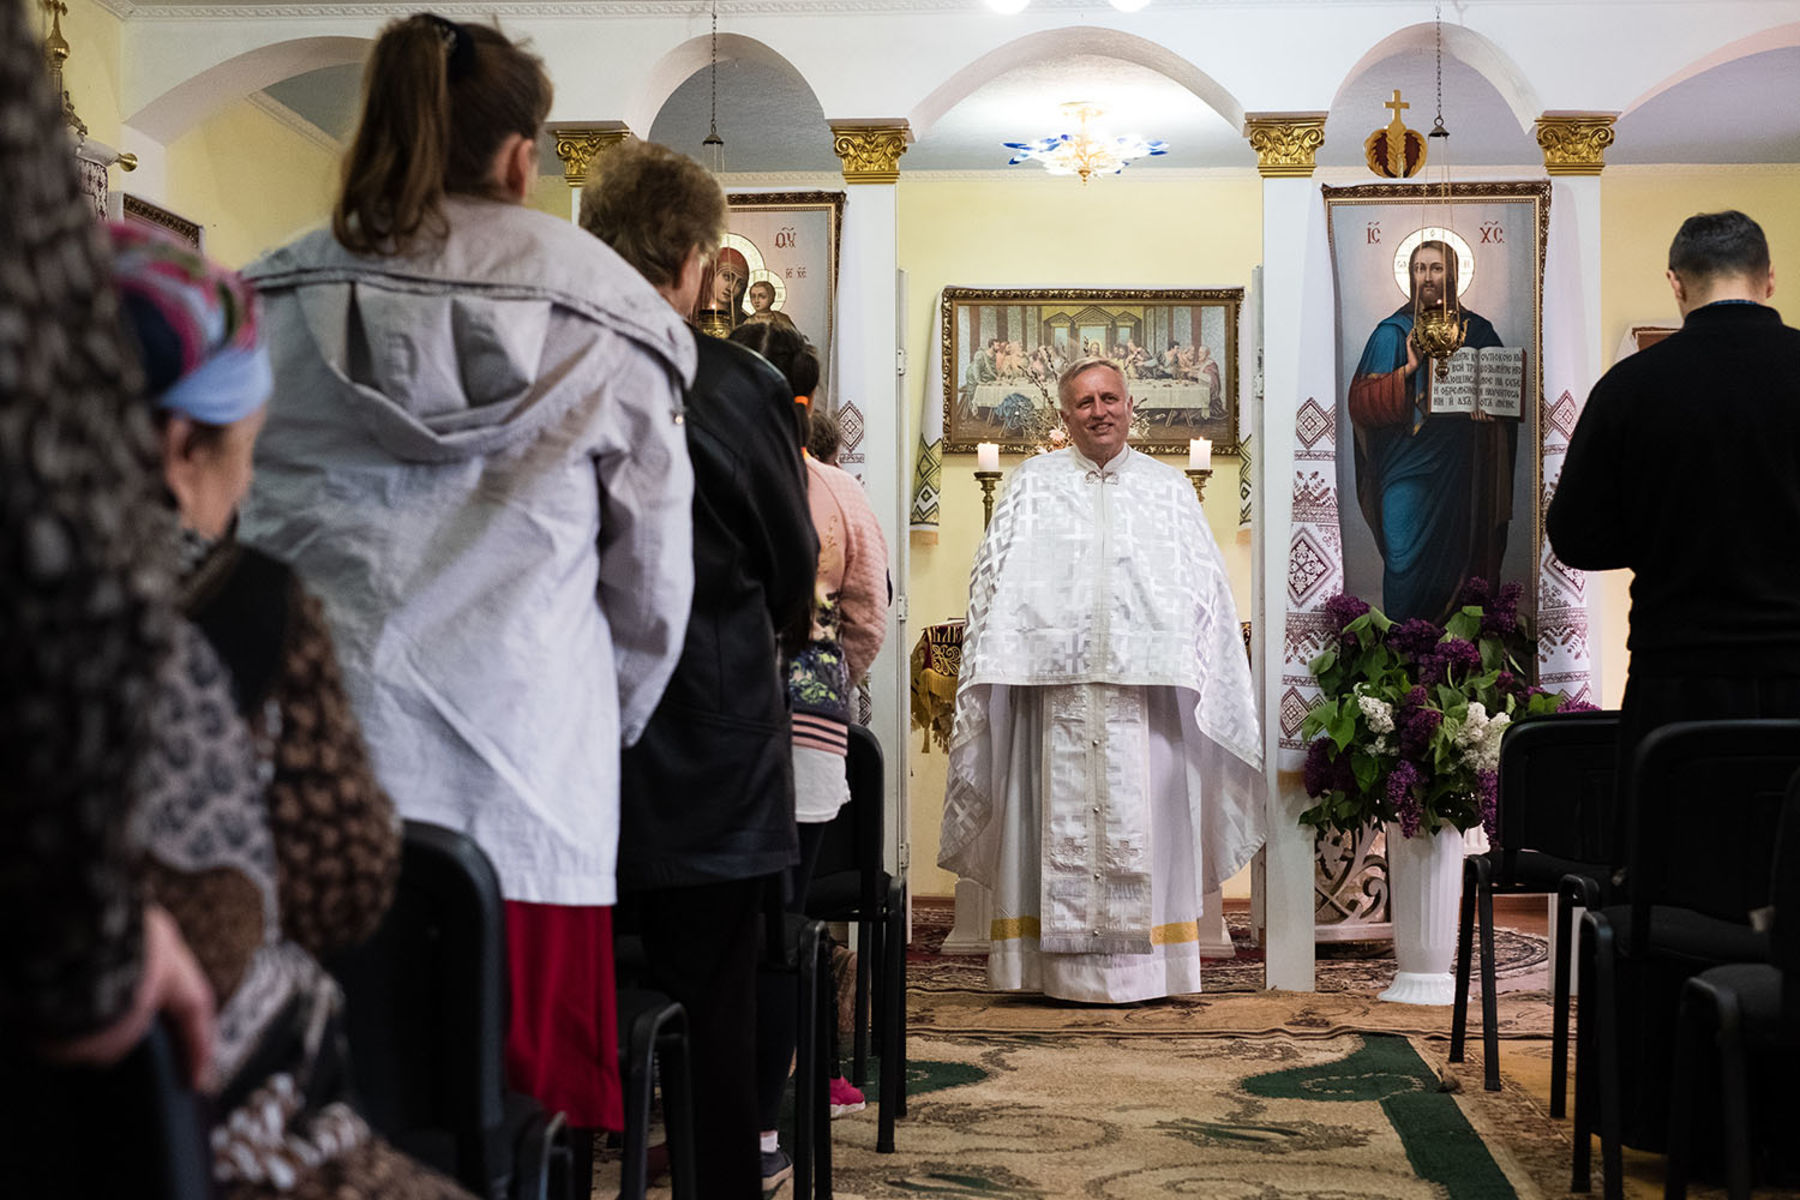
820;1030;1561;1199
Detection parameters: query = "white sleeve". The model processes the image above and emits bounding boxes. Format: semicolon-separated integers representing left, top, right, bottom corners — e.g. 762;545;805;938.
593;345;695;747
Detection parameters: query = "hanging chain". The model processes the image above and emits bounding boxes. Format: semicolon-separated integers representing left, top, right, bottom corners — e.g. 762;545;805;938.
708;1;719;138
1430;1;1448;137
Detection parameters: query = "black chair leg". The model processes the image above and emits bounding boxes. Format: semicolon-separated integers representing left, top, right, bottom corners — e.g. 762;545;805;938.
852;916;873;1089
793;922;820;1200
1665;981;1711;1200
877;880;906;1151
1573;916;1595;1193
1477;864;1501;1092
1551;877;1593;1120
619;1000;658;1200
813;932;834;1200
1450;858;1478;1065
657;1012;697;1200
1713;987;1753;1200
1591;918;1624;1200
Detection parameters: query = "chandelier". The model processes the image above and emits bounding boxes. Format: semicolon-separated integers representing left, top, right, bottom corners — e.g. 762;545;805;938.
1004;102;1167;183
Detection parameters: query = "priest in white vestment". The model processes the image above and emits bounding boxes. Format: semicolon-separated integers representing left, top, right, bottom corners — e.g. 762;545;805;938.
939;356;1265;1003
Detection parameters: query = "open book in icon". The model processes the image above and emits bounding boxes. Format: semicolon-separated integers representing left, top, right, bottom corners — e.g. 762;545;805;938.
1425;346;1527;419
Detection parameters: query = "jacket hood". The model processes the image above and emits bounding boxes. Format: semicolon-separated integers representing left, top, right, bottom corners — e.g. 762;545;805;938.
244;196;695;463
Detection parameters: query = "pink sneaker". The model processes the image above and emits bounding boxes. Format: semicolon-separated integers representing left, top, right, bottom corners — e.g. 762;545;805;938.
828;1075;866;1118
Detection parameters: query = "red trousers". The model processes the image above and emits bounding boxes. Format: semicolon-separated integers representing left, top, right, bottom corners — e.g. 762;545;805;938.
503;901;622;1131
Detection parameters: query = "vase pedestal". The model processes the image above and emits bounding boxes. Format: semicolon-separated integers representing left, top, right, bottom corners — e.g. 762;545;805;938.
1377;822;1464;1006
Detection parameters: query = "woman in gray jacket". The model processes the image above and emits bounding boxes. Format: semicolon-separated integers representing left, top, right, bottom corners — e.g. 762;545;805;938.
239;13;696;1146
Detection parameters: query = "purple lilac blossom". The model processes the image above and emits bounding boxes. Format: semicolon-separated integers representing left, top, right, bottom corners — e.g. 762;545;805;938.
1389;618;1445;661
1458;576;1493;610
1418;637;1481;684
1482;580;1525;637
1477;768;1499;841
1323;592;1371;633
1303;737;1334;797
1398;706;1443;760
1389;760;1425;837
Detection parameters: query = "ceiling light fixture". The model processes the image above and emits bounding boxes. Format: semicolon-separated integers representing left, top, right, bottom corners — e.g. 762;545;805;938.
1005;102;1167;184
701;0;724;174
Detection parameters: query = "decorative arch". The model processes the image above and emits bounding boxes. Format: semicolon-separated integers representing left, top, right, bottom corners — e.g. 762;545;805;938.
1622;21;1800;117
1329;23;1541;134
628;33;821;139
127;36;369;144
907;26;1243;145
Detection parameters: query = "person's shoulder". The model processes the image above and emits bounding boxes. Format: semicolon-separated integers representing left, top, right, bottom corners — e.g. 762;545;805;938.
695;331;788;395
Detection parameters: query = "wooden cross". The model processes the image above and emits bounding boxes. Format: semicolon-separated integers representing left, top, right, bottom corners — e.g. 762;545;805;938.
1385;90;1410;120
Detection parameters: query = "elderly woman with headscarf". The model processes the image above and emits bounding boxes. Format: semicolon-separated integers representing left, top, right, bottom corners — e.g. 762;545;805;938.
111;223;470;1200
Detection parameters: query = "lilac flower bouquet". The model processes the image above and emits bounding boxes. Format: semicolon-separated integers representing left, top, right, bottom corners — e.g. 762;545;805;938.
1299;578;1590;840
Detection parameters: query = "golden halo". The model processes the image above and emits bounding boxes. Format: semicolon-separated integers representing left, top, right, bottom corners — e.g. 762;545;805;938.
1392;227;1475;300
747;269;787;312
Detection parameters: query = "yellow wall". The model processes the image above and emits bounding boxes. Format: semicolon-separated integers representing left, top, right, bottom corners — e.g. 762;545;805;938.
1587;165;1800;707
163;100;339;268
52;0;123;148
898;172;1264;899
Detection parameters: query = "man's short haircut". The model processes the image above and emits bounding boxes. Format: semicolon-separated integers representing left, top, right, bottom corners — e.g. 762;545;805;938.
1668;210;1771;281
578;140;726;288
1057;355;1127;408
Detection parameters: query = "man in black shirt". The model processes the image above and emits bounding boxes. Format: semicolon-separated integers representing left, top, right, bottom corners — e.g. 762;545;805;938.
1546;209;1800;1152
1549;210;1800;761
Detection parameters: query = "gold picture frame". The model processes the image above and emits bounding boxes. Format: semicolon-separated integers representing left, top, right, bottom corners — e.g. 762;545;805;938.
1321;178;1551;632
940;286;1243;455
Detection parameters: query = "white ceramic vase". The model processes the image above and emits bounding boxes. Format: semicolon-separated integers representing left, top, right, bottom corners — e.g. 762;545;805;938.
1378;821;1465;1006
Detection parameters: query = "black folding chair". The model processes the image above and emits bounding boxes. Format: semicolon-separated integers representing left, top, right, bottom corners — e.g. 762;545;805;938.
614;988;696;1200
1450;710;1620;1103
0;1020;211;1198
1572;721;1800;1200
806;723;907;1153
1665;768;1800;1200
327;820;576;1200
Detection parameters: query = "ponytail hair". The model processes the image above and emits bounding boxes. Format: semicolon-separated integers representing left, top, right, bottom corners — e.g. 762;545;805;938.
334;14;552;257
729;322;819;446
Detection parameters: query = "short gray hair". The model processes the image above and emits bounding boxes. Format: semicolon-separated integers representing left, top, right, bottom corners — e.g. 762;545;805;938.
1057;356;1127;409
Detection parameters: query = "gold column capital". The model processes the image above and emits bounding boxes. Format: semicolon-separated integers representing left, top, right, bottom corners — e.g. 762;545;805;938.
828;120;912;185
1534;112;1618;176
548;122;635;190
1243;112;1328;179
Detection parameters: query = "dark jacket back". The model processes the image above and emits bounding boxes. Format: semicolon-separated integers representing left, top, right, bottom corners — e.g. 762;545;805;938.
1546;302;1800;676
618;331;818;890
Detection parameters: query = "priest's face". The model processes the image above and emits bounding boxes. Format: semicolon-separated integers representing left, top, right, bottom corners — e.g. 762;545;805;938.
1061;363;1133;464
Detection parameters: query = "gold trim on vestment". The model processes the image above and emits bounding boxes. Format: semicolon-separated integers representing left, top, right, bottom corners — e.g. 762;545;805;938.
988;917;1201;945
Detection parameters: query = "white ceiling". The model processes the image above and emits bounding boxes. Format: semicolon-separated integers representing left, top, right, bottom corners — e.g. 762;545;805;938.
255;30;1800;170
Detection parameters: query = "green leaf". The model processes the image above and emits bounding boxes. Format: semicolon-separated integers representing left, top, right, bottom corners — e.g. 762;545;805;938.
1327;708;1357;751
1309;649;1338;677
1352;752;1379;791
1445;610;1480;641
1369;607;1394;632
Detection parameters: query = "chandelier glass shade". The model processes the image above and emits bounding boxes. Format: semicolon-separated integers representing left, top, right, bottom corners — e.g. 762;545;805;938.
1004;103;1167;183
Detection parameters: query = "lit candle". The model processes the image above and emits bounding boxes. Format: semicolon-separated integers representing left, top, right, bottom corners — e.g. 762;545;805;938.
1189;438;1212;471
977;442;1000;472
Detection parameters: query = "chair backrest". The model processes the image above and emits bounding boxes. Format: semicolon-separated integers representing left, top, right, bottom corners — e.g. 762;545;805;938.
1629;720;1800;952
812;724;887;915
1773;768;1800;1029
0;1021;211;1198
1494;710;1621;882
326;820;508;1182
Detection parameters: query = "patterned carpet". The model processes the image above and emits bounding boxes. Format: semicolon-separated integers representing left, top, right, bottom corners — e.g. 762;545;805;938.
818;1030;1567;1199
907;902;1562;1041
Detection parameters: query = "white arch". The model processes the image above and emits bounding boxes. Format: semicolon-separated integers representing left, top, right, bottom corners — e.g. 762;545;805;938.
1330;22;1542;134
1622;21;1800;118
907;26;1243;145
127;36;370;144
627;33;822;139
